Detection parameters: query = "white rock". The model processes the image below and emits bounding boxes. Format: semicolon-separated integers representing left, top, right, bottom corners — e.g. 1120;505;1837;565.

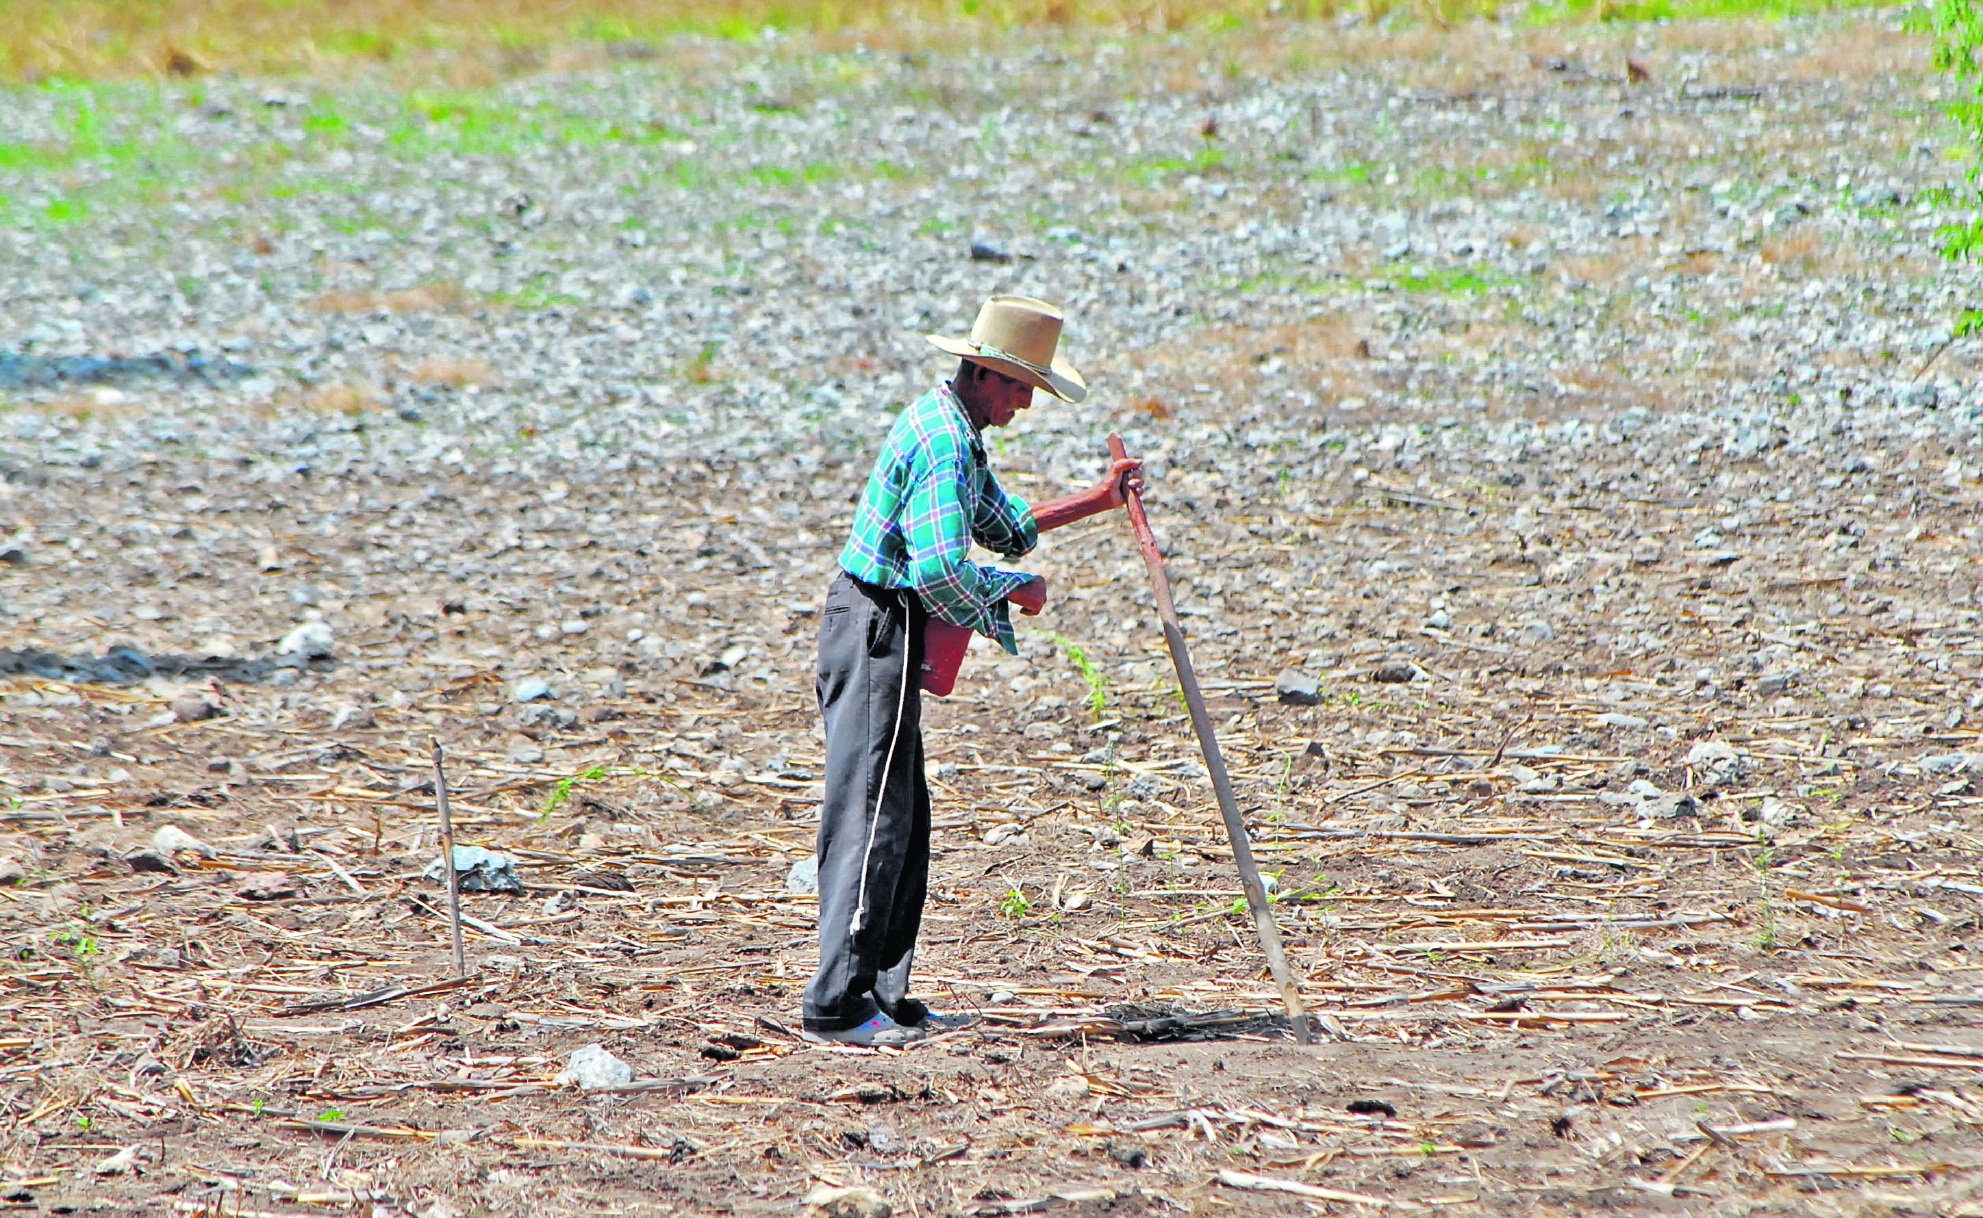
985;822;1028;846
1685;741;1740;769
275;621;335;658
95;1145;140;1176
555;1043;634;1089
152;825;214;858
512;677;552;703
1044;1074;1091;1101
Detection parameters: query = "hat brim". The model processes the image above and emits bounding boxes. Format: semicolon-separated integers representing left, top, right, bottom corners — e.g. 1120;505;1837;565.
928;334;1087;404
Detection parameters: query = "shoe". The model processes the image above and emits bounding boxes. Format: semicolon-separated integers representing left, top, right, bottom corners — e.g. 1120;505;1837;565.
916;1011;975;1033
801;1013;927;1047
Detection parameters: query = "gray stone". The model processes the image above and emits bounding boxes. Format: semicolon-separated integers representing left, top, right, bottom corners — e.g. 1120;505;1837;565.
785;854;819;894
1920;753;1979;775
425;845;525;894
803;1186;892;1218
1372;659;1417;683
171;695;220;722
1598;712;1648;729
512;677;552;703
554;1043;634;1090
237;871;298;900
516;703;578;730
1275;667;1320;705
1760;797;1802;827
1516;620;1554;644
1752;672;1793;696
864;1122;906;1156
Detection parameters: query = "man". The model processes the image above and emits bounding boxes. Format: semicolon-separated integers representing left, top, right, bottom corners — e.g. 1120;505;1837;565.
805;295;1142;1046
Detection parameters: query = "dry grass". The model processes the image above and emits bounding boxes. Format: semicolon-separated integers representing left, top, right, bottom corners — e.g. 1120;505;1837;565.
1760;227;1851;277
297;381;378;415
4;0;1439;82
1555;251;1638;286
43;388;144;419
308;282;472;314
406;356;497;387
9;0;1903;83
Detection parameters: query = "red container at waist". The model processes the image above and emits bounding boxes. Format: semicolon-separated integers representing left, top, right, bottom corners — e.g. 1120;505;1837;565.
920;619;973;697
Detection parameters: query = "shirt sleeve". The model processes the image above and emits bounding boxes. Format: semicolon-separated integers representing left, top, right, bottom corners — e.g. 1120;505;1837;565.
902;457;1032;654
973;470;1037;561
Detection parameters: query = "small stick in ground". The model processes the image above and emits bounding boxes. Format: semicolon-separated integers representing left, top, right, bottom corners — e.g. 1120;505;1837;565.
432;736;467;979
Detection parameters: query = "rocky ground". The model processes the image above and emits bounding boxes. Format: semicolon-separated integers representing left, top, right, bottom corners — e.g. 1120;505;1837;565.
4;10;1983;1216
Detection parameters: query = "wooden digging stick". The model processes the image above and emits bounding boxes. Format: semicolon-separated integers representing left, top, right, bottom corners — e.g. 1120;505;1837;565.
1106;434;1313;1045
431;737;467;979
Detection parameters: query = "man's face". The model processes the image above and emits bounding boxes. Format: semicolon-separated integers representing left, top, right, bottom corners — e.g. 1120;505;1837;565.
971;366;1034;429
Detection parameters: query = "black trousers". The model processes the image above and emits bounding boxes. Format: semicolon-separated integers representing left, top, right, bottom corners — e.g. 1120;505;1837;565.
803;572;933;1033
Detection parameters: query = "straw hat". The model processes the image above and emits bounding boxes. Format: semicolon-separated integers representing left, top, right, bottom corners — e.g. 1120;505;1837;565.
928;295;1087;403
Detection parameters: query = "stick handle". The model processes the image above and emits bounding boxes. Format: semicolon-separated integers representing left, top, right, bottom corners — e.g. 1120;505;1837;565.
1103;434;1312;1045
432;738;467;980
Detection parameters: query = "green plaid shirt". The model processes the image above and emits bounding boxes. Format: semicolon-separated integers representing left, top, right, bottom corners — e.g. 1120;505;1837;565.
839;381;1036;653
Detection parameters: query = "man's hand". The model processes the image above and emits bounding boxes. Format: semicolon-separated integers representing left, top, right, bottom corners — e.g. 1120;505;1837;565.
1099;456;1144;507
1033;456;1145;533
1007;576;1047;617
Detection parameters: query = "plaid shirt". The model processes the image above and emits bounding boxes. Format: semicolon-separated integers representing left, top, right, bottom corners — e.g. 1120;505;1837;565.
839;381;1036;653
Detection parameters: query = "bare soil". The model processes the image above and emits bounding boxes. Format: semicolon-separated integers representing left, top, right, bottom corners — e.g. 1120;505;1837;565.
6;14;1983;1218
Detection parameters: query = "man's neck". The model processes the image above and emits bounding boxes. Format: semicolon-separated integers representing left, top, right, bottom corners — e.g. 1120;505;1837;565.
945;380;988;435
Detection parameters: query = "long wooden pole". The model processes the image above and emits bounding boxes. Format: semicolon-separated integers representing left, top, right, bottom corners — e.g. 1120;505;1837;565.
1107;434;1312;1045
431;737;467;979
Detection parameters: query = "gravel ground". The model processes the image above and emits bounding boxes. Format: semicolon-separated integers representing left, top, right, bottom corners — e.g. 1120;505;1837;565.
5;12;1983;1217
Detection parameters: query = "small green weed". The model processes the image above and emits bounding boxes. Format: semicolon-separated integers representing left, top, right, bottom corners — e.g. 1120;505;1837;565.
998;887;1031;919
1053;634;1108;721
539;764;670;821
1917;0;1983;332
52;925;99;983
1753;895;1778;951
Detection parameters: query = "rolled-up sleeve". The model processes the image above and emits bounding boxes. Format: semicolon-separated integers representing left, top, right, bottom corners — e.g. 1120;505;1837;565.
902;458;1031;653
974;474;1037;562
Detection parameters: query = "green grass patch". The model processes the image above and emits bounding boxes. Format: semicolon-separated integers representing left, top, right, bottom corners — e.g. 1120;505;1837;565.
1126;145;1225;186
1390;267;1512;294
1307;161;1374;186
1523;0;1870;21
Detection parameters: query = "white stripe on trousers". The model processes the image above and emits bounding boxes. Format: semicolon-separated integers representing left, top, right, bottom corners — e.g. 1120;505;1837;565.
850;590;911;934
